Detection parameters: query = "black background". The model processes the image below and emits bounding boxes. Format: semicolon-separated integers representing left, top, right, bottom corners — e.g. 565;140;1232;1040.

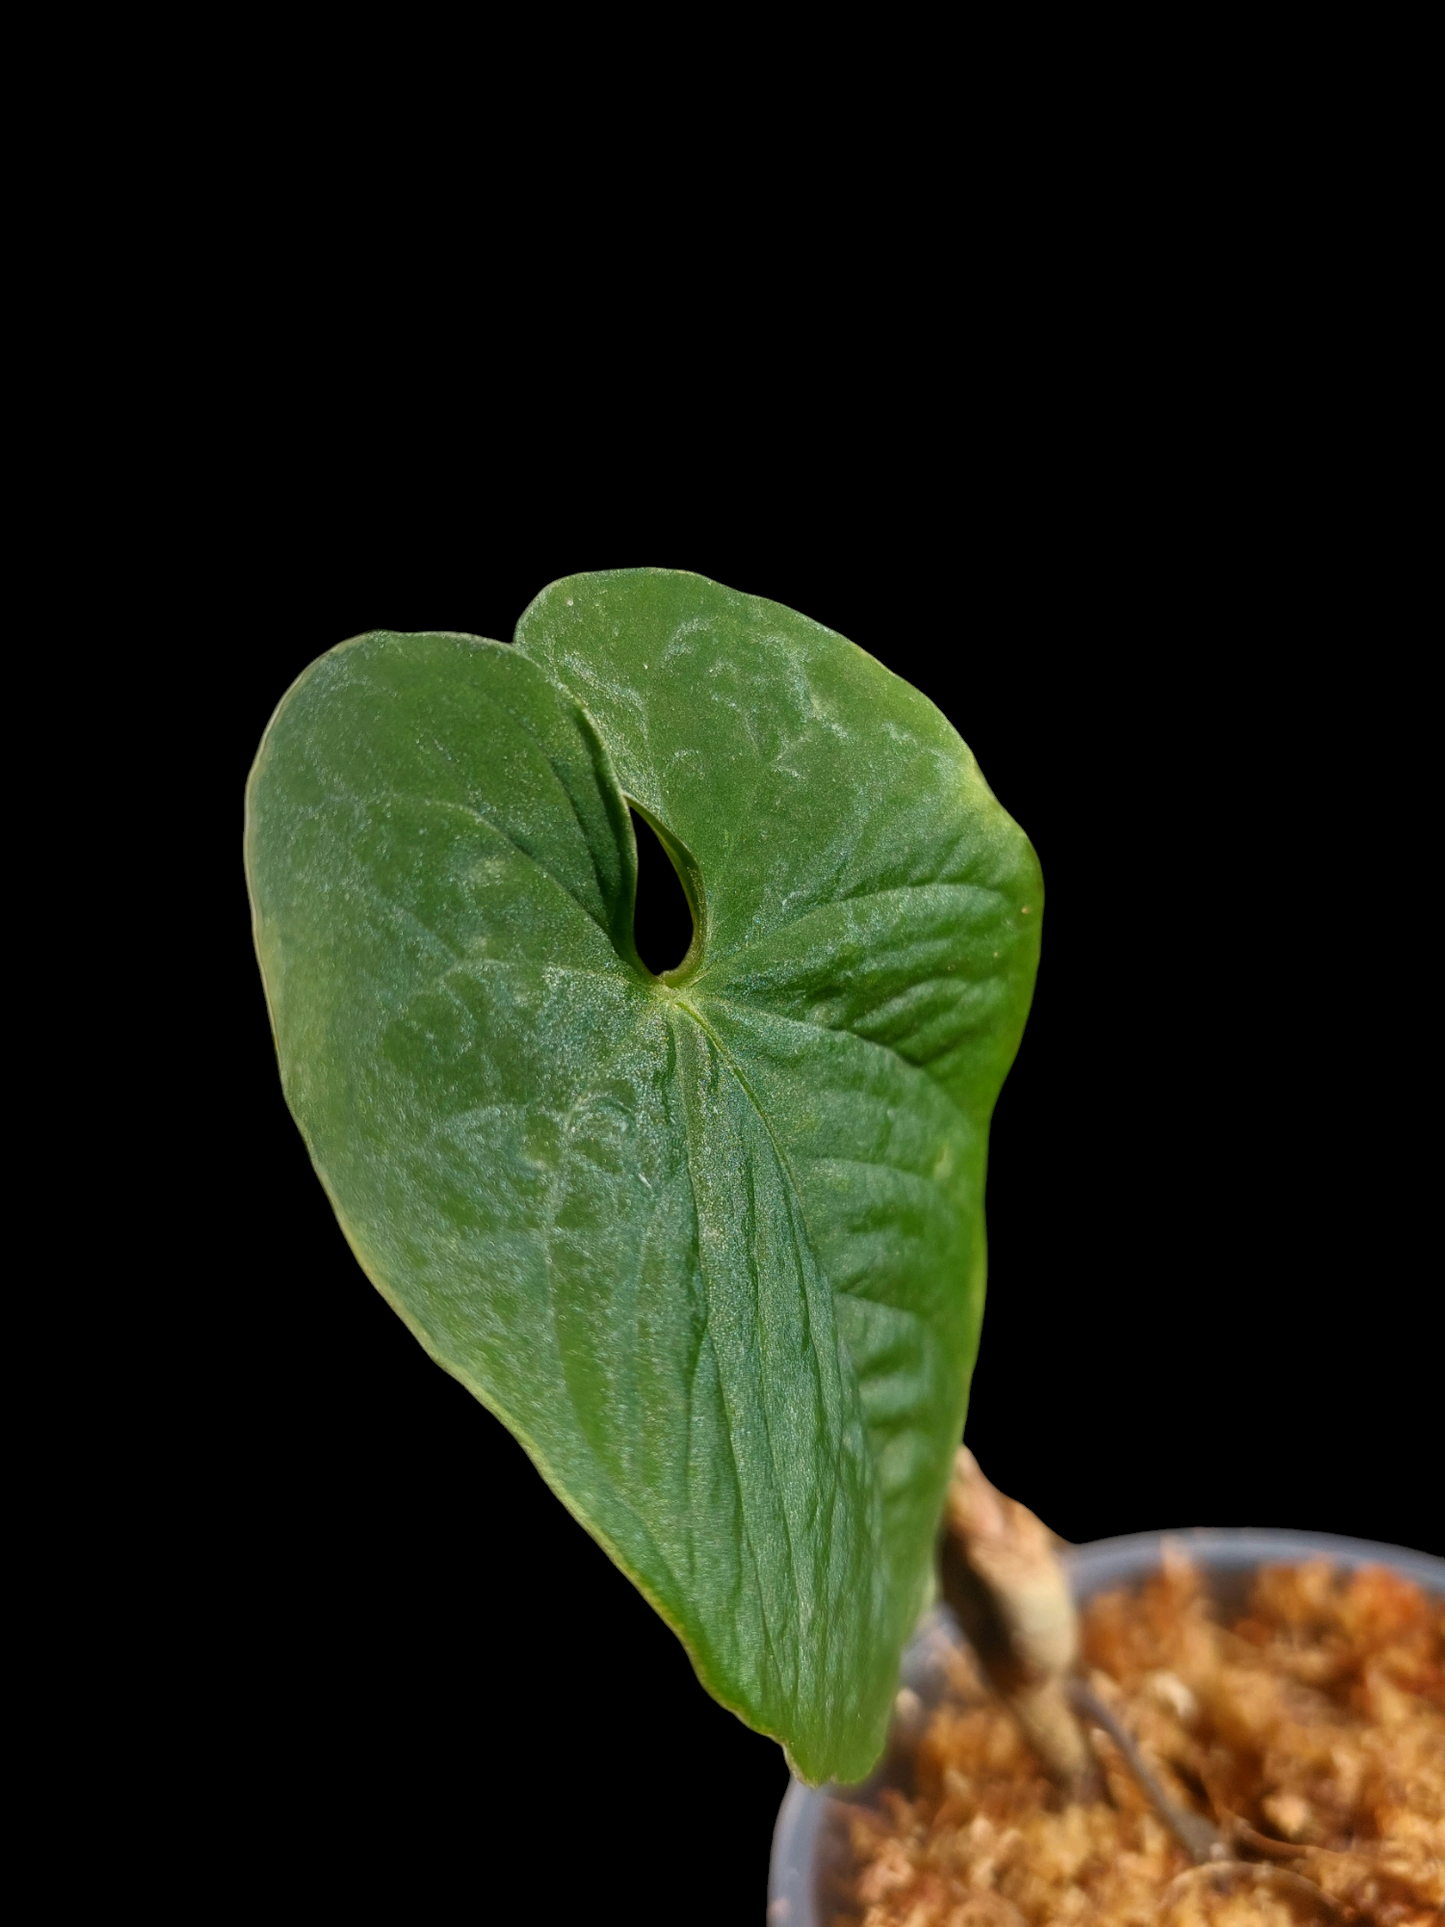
144;412;1433;1920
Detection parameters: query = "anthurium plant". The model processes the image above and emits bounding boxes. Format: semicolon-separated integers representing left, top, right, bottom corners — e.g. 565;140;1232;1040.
245;569;1042;1784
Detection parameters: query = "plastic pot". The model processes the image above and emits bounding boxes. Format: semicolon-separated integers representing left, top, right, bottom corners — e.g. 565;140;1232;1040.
766;1528;1445;1926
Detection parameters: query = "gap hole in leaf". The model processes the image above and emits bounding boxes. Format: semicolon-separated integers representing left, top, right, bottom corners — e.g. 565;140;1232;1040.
630;807;694;976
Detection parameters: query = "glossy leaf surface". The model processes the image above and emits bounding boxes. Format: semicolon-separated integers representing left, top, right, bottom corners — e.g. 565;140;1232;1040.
246;571;1041;1781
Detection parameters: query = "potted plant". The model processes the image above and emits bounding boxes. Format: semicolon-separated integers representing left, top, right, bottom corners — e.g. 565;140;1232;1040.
246;570;1443;1922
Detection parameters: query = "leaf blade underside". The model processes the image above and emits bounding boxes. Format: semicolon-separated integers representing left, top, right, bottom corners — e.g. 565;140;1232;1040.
246;571;1041;1782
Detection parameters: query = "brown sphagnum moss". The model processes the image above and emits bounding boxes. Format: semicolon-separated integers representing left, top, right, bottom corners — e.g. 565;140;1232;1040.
834;1469;1444;1926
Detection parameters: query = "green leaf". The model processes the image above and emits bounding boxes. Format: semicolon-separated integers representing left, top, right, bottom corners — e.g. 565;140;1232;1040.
245;571;1041;1782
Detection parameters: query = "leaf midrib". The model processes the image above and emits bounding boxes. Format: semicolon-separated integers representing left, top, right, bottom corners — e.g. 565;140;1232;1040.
671;994;853;1682
673;994;869;1593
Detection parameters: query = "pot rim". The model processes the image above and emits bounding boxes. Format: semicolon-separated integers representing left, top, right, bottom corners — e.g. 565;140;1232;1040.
766;1525;1445;1927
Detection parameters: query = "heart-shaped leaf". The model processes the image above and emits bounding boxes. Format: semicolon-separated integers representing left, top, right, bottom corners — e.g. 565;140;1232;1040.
246;570;1041;1782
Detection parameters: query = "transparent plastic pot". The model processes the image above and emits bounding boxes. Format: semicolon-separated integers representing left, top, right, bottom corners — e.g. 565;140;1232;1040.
767;1529;1445;1926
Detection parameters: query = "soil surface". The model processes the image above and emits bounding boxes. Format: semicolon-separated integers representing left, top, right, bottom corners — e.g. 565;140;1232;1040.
830;1553;1443;1925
